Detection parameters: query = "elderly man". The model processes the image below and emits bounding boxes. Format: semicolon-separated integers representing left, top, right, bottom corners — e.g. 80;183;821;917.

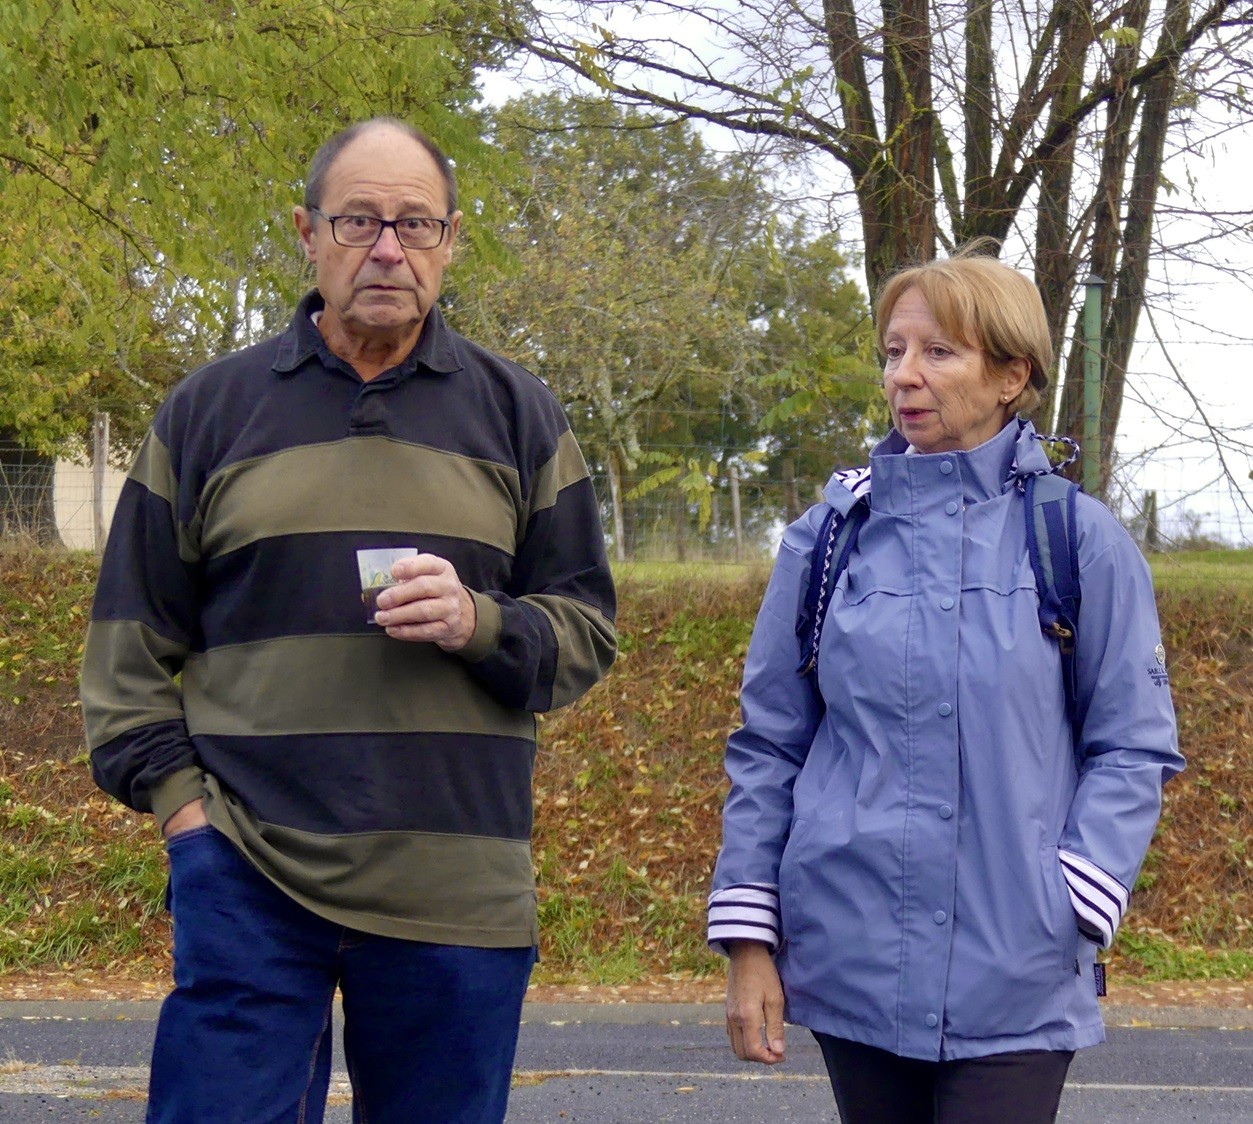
81;119;616;1123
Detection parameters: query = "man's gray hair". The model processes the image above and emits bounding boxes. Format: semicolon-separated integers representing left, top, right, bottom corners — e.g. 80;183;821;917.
303;118;458;213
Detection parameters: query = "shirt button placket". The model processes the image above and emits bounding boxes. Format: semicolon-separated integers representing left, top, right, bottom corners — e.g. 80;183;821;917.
929;458;959;1049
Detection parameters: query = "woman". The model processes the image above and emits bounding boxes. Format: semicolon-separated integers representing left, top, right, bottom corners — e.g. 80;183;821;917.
707;251;1182;1123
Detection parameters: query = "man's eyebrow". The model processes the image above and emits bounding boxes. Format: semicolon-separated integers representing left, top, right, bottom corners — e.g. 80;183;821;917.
335;197;439;216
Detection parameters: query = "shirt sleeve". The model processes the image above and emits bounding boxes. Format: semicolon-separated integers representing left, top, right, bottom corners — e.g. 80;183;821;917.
79;426;204;822
457;426;616;713
707;507;826;954
1058;497;1184;946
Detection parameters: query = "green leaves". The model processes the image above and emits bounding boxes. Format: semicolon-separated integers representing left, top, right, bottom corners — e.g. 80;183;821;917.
0;0;501;455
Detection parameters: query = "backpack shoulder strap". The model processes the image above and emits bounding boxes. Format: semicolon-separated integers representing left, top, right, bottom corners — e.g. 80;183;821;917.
1023;472;1082;725
796;496;870;679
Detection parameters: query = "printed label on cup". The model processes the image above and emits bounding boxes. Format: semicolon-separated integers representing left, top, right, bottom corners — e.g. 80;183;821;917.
357;548;418;624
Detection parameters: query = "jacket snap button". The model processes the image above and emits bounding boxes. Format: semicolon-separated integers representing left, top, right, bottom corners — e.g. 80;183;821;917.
945;501;959;515
939;805;953;819
938;703;952;717
934;910;947;924
926;1013;939;1028
940;596;955;610
939;461;953;474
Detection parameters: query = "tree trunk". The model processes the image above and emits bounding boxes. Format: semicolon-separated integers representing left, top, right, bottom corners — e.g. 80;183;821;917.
860;0;936;294
1033;0;1090;391
1055;1;1143;442
0;429;64;546
1100;0;1189;487
606;449;627;565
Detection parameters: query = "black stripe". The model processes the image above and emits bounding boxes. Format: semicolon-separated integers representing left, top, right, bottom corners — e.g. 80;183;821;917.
197;732;535;839
1077;919;1106;942
1060;860;1124;910
200;531;514;646
1066;883;1118;928
711;892;776;912
709;919;779;935
90;719;194;814
157;328;566;504
713;900;781;918
90;483;201;647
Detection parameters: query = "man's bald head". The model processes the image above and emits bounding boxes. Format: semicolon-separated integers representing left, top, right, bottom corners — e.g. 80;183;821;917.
304;118;458;214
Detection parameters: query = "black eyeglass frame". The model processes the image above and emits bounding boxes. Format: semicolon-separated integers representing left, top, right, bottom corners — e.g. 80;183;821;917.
308;208;452;250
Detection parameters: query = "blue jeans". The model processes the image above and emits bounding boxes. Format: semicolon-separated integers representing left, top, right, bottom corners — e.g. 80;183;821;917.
150;825;536;1124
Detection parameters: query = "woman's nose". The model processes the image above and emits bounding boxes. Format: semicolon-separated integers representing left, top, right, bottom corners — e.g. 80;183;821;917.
888;349;923;386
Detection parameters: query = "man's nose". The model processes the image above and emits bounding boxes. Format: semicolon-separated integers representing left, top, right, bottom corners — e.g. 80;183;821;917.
369;225;406;263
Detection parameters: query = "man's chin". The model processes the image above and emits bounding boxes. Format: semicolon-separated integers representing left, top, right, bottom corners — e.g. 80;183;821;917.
355;286;416;305
349;293;423;325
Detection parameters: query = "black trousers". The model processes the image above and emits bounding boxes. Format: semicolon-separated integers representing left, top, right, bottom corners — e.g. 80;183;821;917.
814;1033;1074;1124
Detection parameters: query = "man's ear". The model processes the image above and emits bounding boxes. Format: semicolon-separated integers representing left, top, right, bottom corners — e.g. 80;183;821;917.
442;210;464;264
293;206;317;264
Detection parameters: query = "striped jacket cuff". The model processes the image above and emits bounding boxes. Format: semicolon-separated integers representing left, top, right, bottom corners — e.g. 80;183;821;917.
707;884;781;956
1059;849;1130;949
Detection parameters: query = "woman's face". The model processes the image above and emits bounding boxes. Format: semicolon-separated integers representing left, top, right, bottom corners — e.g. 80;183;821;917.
881;287;1029;455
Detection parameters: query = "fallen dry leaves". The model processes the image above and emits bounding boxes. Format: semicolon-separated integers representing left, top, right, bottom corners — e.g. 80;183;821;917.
2;554;1251;997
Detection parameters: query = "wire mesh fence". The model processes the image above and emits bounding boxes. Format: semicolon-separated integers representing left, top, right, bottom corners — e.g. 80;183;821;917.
30;445;1252;560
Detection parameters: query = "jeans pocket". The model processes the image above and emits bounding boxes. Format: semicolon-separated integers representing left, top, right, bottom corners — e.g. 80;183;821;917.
163;824;217;851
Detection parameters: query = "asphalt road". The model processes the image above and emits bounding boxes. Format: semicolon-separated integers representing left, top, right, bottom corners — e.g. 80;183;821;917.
1;1001;1250;1122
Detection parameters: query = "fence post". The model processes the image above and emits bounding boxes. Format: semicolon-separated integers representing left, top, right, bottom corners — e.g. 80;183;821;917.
1143;489;1159;552
783;457;799;523
1082;274;1104;498
729;465;743;563
92;412;109;553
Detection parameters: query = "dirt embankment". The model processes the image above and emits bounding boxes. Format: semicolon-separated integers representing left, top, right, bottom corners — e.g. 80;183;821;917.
1;554;1250;995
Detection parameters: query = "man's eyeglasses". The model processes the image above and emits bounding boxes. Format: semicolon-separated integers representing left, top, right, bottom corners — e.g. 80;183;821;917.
309;209;452;250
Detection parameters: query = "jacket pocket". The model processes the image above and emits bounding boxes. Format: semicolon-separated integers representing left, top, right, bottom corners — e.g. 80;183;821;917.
1042;845;1081;972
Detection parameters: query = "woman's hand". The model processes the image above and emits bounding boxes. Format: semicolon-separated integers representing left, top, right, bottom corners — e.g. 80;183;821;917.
725;940;786;1064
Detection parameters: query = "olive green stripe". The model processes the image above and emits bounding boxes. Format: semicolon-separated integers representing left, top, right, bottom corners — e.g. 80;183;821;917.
80;619;188;749
182;633;535;739
523;594;617;709
198;438;522;559
205;777;537;945
528;428;592;519
125;435;201;562
127;432;176;505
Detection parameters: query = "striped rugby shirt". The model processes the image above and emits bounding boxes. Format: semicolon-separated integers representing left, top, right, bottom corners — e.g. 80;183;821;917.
81;292;616;947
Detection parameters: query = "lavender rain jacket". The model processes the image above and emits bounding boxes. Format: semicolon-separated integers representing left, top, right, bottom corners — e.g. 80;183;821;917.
708;420;1182;1061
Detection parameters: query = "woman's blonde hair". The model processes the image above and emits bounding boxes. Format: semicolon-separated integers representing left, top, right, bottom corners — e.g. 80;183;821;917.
874;246;1053;415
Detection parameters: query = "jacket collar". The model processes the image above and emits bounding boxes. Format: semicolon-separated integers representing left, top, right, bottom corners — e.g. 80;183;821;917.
823;419;1054;515
271;291;464;380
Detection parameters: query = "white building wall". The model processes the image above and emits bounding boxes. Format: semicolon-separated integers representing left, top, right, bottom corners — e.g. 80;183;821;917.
54;460;127;550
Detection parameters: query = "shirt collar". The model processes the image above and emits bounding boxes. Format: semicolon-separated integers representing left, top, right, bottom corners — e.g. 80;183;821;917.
271;290;464;380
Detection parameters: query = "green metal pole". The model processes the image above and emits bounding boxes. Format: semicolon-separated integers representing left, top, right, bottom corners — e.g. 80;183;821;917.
1082;274;1104;496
